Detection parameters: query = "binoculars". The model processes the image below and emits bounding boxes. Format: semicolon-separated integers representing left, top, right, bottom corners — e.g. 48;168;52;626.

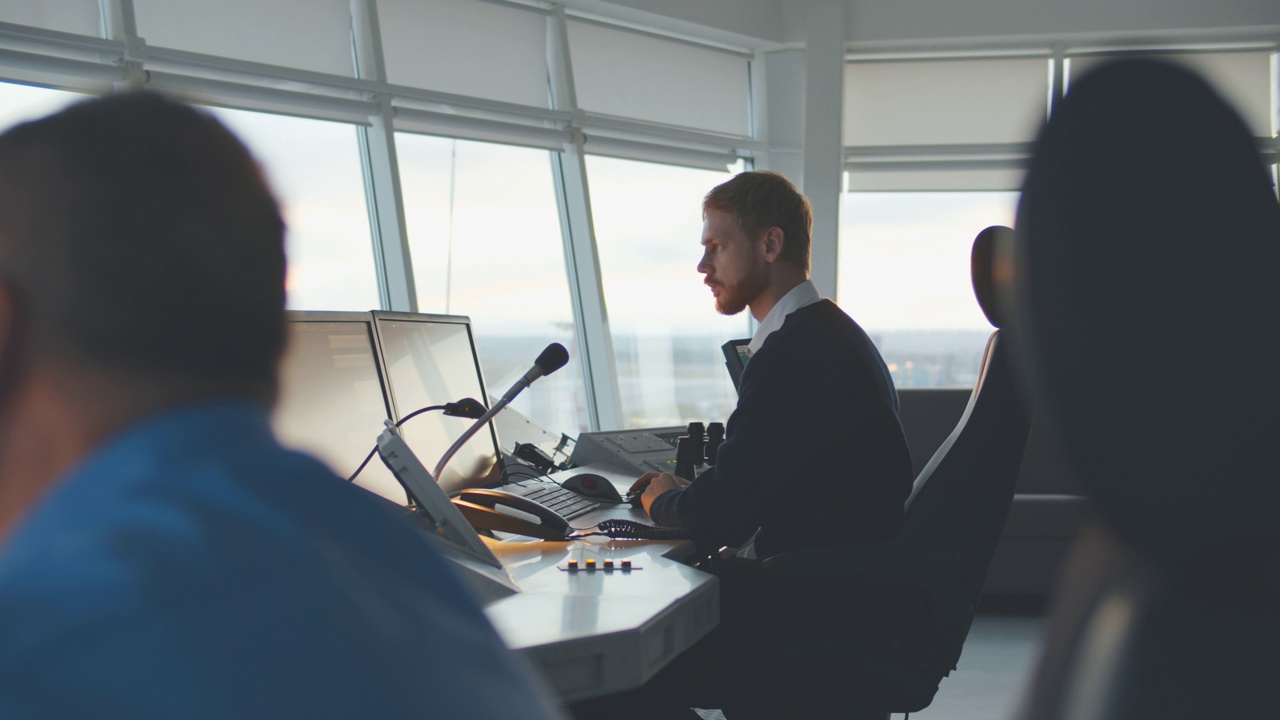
673;421;725;481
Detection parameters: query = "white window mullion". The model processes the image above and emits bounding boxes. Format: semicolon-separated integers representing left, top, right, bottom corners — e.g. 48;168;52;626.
549;5;621;432
352;0;415;312
804;0;845;300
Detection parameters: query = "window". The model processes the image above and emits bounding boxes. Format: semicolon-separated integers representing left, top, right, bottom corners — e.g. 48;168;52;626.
587;155;748;428
0;82;86;132
205;107;380;312
838;191;1018;388
396;133;587;434
840;56;1040;388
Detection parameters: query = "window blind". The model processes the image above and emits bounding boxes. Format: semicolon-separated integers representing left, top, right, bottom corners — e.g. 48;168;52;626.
134;0;355;77
379;0;550;108
568;19;751;137
1069;51;1273;137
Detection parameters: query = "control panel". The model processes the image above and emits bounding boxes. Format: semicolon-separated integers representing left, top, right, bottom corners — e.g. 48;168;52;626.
568;426;684;476
568;422;725;479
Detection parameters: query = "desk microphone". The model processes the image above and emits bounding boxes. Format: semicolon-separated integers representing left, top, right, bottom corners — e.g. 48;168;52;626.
432;342;569;481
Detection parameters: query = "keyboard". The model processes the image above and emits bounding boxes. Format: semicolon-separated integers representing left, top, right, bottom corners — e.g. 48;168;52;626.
505;482;603;520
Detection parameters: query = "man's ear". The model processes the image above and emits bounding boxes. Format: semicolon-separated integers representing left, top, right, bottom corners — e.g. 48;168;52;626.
761;227;785;263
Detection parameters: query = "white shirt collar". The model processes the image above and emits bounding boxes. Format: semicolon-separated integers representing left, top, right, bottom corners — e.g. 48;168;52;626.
746;279;822;356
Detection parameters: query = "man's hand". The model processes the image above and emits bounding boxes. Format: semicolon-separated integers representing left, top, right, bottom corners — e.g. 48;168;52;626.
629;472;690;516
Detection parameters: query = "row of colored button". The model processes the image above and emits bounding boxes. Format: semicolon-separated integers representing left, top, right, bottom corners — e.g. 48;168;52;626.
567;558;634;571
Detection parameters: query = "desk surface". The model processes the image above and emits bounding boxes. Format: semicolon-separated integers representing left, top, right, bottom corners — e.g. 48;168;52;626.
475;467;719;702
484;537;717;701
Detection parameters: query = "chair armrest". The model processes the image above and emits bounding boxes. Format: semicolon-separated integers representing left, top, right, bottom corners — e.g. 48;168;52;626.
719;542;960;590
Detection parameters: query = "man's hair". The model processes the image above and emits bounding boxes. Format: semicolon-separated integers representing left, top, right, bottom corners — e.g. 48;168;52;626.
0;92;286;402
703;170;812;272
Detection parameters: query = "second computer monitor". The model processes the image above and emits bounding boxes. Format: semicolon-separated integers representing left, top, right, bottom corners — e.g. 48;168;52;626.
373;312;503;494
274;312;407;505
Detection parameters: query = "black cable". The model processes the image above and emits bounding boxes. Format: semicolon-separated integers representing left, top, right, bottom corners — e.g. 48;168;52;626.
572;519;694;541
501;469;548;485
498;454;563;487
345;445;378;479
346;398;488;483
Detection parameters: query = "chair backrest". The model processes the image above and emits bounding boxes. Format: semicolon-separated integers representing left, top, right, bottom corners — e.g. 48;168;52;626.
1011;58;1280;719
897;224;1032;670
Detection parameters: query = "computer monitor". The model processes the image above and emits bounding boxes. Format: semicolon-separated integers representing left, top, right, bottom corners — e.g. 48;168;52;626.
274;312;407;505
372;312;503;494
722;338;752;393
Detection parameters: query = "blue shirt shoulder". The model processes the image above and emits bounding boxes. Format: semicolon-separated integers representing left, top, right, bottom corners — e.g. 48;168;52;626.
0;402;561;720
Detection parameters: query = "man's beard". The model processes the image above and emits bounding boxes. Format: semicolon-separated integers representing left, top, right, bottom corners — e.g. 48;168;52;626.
712;270;768;316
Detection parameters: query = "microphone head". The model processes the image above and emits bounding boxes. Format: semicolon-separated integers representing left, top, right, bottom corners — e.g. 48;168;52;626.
534;343;570;376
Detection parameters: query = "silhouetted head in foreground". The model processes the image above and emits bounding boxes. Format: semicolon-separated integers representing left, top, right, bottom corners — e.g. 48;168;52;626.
0;92;286;407
1013;58;1280;568
0;92;286;536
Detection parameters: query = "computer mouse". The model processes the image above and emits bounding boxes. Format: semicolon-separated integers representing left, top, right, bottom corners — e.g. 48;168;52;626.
561;473;624;503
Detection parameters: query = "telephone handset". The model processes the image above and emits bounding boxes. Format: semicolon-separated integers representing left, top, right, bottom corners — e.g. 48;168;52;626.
452;488;573;541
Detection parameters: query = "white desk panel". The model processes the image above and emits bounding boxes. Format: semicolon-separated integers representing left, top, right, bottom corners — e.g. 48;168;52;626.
483;537;719;702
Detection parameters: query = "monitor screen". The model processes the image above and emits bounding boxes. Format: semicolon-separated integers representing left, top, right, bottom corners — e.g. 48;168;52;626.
373;313;503;494
274;313;407;505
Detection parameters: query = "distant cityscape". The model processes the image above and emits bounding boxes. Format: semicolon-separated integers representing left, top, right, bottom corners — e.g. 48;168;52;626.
474;329;991;436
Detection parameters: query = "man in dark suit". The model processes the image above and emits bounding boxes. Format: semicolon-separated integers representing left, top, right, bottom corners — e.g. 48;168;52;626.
634;170;913;559
571;171;914;719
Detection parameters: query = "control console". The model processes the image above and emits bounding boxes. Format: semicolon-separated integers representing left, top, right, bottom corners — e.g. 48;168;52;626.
569;426;685;476
569;422;725;479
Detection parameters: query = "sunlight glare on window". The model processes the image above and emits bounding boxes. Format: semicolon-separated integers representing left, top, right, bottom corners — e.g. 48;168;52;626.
204;106;379;312
0;82;86;132
396;134;587;434
587;155;748;429
838;191;1018;388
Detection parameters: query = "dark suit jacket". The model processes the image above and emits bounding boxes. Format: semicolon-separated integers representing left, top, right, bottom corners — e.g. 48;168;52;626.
650;300;913;556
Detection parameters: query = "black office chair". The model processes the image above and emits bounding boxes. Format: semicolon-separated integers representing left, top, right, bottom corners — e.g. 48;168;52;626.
1008;59;1280;719
713;225;1033;719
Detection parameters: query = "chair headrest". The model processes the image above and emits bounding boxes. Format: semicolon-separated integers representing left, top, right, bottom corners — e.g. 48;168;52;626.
1012;58;1280;566
971;225;1014;329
